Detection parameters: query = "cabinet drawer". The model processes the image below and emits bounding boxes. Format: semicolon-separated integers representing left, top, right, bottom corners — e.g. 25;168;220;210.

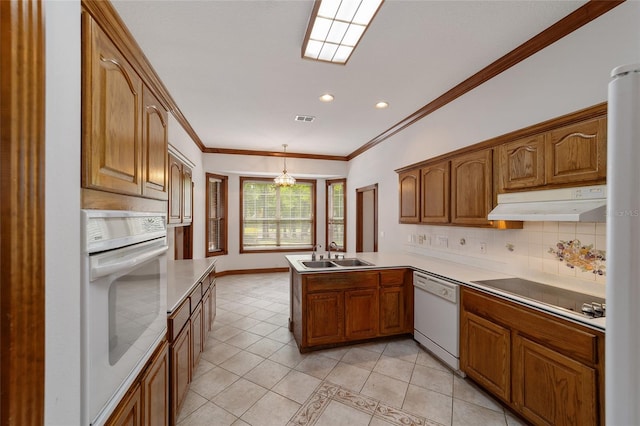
168;297;190;342
380;269;406;286
189;282;203;312
306;271;378;292
462;288;601;365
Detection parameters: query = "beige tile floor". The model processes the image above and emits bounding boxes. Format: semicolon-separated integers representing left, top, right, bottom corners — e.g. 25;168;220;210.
177;272;527;426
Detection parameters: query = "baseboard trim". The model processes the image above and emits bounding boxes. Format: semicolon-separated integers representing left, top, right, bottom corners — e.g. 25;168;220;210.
215;267;289;277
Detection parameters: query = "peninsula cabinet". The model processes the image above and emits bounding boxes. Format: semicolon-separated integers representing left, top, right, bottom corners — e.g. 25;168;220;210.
82;14;168;203
398;169;420;223
292;269;413;352
451;149;493;226
460;287;604;426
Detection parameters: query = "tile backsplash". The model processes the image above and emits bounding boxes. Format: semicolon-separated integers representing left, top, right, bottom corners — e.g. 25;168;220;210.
404;221;606;285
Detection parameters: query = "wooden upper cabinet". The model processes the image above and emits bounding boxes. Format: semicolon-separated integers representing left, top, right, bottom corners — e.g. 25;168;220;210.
421;160;450;224
497;135;545;191
83;16;143;197
182;166;193;224
398;169;420;223
142;87;168;200
82;13;169;205
168;153;193;225
451;149;493;226
546;117;607;185
168;155;182;224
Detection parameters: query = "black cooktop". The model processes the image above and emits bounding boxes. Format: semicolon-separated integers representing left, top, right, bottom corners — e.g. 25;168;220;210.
471;278;605;318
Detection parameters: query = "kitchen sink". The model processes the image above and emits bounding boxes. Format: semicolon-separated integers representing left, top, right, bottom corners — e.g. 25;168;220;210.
300;260;337;268
331;258;373;267
299;258;374;269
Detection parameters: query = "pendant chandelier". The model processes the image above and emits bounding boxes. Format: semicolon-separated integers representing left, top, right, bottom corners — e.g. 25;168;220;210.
274;144;296;187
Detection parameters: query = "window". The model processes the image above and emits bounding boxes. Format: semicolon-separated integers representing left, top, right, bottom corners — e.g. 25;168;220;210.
206;173;228;256
241;177;316;252
326;179;346;251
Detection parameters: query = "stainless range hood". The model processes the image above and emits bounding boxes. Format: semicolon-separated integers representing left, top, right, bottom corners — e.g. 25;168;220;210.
488;185;606;222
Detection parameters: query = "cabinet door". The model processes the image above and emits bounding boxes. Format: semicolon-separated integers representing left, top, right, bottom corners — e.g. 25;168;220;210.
451;149;493;226
170;322;191;424
306;292;344;346
142;341;169;426
182;165;193;224
168;155;182;224
379;286;404;335
83;17;143;196
191;301;203;369
460;310;511;402
203;287;212;338
106;383;142;426
498;135;545;191
513;334;597;426
345;288;379;340
421;160;450;223
141;86;168;200
398;169;420;223
545;118;607;185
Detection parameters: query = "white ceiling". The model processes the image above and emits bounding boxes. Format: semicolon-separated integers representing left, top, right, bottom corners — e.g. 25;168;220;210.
111;0;587;158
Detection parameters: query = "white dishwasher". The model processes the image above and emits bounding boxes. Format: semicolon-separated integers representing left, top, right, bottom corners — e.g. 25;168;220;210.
413;271;462;373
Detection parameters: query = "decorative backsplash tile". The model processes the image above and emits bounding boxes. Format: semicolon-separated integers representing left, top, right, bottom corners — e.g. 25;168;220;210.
548;239;606;276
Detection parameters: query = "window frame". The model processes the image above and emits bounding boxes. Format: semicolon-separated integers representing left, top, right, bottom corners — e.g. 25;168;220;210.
239;176;317;254
326;178;346;252
205;173;228;257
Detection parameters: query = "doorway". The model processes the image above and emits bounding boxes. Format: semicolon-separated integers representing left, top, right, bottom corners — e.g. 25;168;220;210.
356;184;378;253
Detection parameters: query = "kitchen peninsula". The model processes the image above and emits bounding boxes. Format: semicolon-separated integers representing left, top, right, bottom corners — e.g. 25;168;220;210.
286;251;606;425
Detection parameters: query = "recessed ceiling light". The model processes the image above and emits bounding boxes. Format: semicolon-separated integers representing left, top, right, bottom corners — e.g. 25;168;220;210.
319;93;334;102
302;0;384;65
375;101;389;109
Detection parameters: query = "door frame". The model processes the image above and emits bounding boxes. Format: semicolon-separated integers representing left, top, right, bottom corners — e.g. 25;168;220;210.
0;0;46;423
355;184;378;253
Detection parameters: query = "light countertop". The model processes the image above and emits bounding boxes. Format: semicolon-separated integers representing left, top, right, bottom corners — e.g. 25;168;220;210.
167;258;216;313
285;252;605;331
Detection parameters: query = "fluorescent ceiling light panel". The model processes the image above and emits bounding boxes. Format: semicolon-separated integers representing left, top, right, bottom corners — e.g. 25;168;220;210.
302;0;384;65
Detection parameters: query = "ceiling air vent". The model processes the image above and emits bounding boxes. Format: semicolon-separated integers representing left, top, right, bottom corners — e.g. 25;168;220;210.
295;115;315;122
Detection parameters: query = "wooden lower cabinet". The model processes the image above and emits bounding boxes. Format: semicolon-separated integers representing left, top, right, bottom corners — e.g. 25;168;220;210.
513;335;597;426
345;288;379;340
379;286;404;335
307;291;345;346
461;311;511;402
460;287;604;425
294;269;412;351
107;383;142;426
107;340;169;426
142;341;169;426
170;322;191;424
191;301;203;369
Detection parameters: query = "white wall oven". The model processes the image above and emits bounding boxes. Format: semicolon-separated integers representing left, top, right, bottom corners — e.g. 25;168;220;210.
81;210;168;425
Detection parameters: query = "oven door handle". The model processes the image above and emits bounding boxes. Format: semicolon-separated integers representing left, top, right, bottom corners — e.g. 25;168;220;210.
91;245;168;280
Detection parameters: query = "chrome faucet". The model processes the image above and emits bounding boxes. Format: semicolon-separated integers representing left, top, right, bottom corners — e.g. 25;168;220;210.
328;241;338;259
311;244;321;261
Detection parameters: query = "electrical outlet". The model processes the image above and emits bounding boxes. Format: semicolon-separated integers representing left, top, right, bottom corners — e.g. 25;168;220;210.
480;242;487;254
437;236;448;248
